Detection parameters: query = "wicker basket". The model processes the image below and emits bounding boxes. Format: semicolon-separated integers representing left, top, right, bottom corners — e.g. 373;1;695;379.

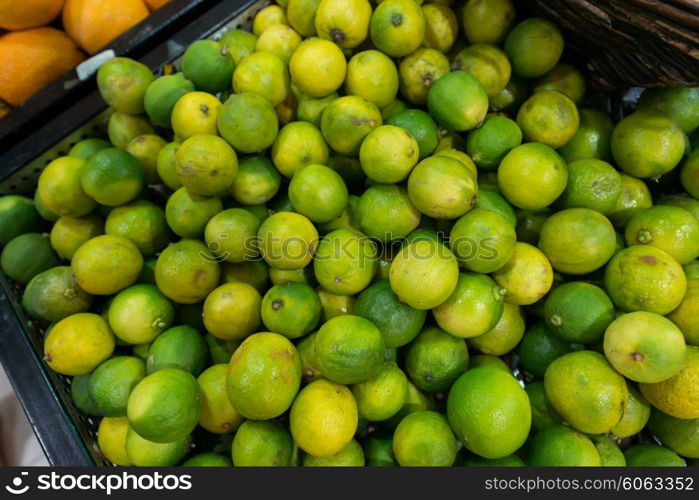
526;0;699;90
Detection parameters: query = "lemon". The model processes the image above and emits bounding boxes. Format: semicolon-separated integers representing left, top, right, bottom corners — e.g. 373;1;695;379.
97;417;132;466
171;91;222;140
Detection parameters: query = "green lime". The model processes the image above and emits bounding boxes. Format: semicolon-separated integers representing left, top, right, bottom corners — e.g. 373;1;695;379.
398;48;450;106
97;57;153;114
668;278;699;346
171;91;221;140
525;381;563;432
427;71;488;131
447;366;531;459
589;435;625;466
231;155;281;205
559;159;622;214
449;207;516;273
408;155;478;219
355;279;426;348
639;345;699;419
22;266;92;322
144;73;195;129
69;138;111;161
518;321;574;379
517;90;579;149
81;148;144;207
466;116;522;170
385;109;439;159
156;142;182;190
352;361;408;421
72;374;100;415
38;157;96;217
183;40;234;95
638;86;699;133
220;29;257;65
359;125;419;183
107;284;174;344
624;444;686;467
625;205;699;265
304;439;365;467
256;24;301;64
608;174;653;228
313;228;377;295
105;200;170;256
362;431;396;466
203;282;261;340
533;63;586;103
296;331;322;381
611;383;651;438
271;121;329;178
461;0;515;44
1;233;59;285
165;187;222;239
232;420;294;466
492;242;554;306
648;407;699;459
205;334;241;365
261;281;321;339
474;190;517;226
345;50;399;109
218;93;279;154
468;301;525;356
451;44;511;97
544;282;615;344
320;95;382;156
357;184;421;242
297;92;339;127
489;74;528;112
108;112;154;150
527;425;600;466
97;416;132;466
558;108;614;163
155;239;220;304
49;214;103;260
89;356;146;417
405;326;469;394
393;411;456;466
289;38;346;97
233;51;290;107
126;134;167;185
182;453;232;467
315;314;385;384
544;350;628;434
289;164;348;223
504;17;563;78
469;354;510;372
369;0;426;57
125;426;190;466
176;134;238;197
146;325;208;376
204;208;261;263
227;332;302;420
258;211;319;270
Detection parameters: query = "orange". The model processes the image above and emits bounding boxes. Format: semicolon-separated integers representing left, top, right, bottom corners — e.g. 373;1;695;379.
0;0;64;30
0;28;85;106
63;0;150;55
144;0;170;9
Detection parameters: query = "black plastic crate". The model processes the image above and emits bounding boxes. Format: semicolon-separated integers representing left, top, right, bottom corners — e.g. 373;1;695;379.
0;0;268;466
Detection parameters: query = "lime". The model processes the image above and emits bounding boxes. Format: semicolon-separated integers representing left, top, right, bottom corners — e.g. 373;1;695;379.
447;366;531;458
345;50;399;109
1;233;59;285
203;282;261;340
389;239;459;309
648;407;699;459
604;311;686;383
625;205;699;265
165;187;222;239
362;431;396;466
261;281;321;339
290;379;358;457
0;195;42;245
227;332;302;420
220;28;257;64
527;425;600;466
271;121;329;178
461;0;515;44
639;345;699;420
126;134;167;185
357;184;421;242
433;148;478;178
107;284;173;345
517;90;579;149
638;86;699;133
427;71;488;131
469;301;525;356
544;281;615;344
314;228;376;294
97;417;132;466
369;0;426;58
156;142;182;190
608;174;653;228
232;420;294;466
144;73;195;129
251;4;288;36
492;242;553;306
681;150;699;199
668;278;699;346
297;92;338;126
385;108;439;159
256;24;302;63
182;453;232;467
624;444;686;467
231;155;281;205
37;156;96;217
533;63;586;104
612;383;651;438
204;208;260;264
297;331;322;381
538;208;617;275
359;125;419;183
176;134;238;197
97;57;154;114
449;208;516;273
182;40;234;95
146;325;208;376
518;321;574;379
351;361;408;421
469;354;511;373
589;435;626;466
155;239;220;304
125;426;189;467
81;148;144;206
466;116;522;170
205;334;241;365
321;95;382;156
22;266;92;322
315;314;385;384
398;48;450;106
89;356;146;417
69;138;111;161
393;411;456;466
49;215;103;260
474;190;516;226
171;91;221;140
304;439;365;467
289;38;346;97
504;17;563;78
451;44;511;97
289;164;348;223
525;381;563;432
611;110;685;178
233;51;289;107
489;74;528;112
559;158;622;214
604;245;687;315
72;235;143;295
544;350;628;434
218;93;279;153
105;200;170;256
257;211;319;270
405;326;469;393
108;112;154;150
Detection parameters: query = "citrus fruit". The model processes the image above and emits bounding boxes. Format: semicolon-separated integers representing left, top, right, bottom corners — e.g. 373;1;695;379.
127;368;201;443
385;109;439;159
393;411;457;466
497;143;568;210
89;356;146;417
257;211;319;270
527;425;600;466
603;245;687;315
517;90;579;149
469;301;525;356
517;321;574;379
681;149;699;199
205;334;241;365
345;50;399;109
252;4;287;36
218;93;279;153
544;281;614;344
108;112;154;149
51;215;104;261
220;28;257;64
165;187;222;239
287;0;321;37
604;312;686;383
362;431;396;466
492;242;553;306
182;40;234;95
398;48;450;105
22;266;92;322
97;57;154;115
315;0;371;49
182;453;232;467
261;281;321;339
638;85;699;133
504;17;563;78
611;110;685;178
269;267;315;286
304;439;365;466
97;417;132;466
290;379;358;456
639;345;699;419
404;326;469;393
271;121;329;178
124;426;189;467
0;0;64;30
204;208;261;263
544;350;628;434
314;228;377;294
559;158;622;214
38;156;96;217
668;278;699;346
408;155;477;219
320;95;382;155
197;363;243;432
538;208;616;275
648;407;699;459
175;134;238;197
389;239;459;309
433;273;505;339
71;373;100;415
230;155;281;205
451;44;511;97
155;239;220;304
625;205;699;265
227;332;302;419
624;444;686;467
370;0;425;57
0;195;42;245
355;279;426;348
126;134;167;185
297;92;338;126
461;0;515;44
421;3;457;53
43;313;115;376
433;148;478;178
351;361;408;421
81;148;144;206
466;116;522;170
525;381;563;431
171;91;221;140
105;200;170;256
289;164;348;223
357;184;421;242
232;420;294;466
233;51;289;107
256;24;302;63
489;74;528;112
289;38;346;97
203;282;262;340
427;71;488;131
359;125;419;183
558;109;613;163
611;383;651;438
33;190;59;222
155;142;182;190
72;235;143;295
315;314;385;384
144;73;195;129
146;325;208;375
107;284;173;344
1;233;59;285
608;174;653;228
447;366;531;459
588;435;625;466
449;207;517;273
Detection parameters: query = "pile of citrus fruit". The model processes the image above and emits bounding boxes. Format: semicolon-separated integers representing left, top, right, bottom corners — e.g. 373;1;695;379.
1;0;699;467
0;0;171;110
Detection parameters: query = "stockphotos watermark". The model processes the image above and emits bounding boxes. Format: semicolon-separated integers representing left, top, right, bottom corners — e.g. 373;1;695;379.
4;470;191;496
